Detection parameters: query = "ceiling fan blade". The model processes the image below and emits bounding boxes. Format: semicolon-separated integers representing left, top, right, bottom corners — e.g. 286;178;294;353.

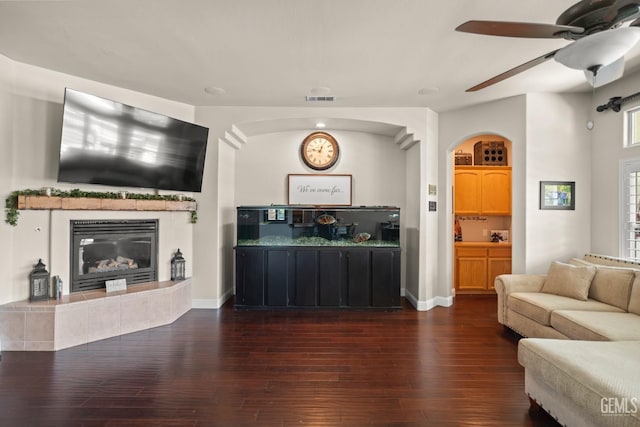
456;20;584;38
466;50;560;92
630;16;640;26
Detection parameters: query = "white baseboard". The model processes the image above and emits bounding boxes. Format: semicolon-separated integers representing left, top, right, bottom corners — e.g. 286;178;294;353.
432;295;454;308
191;299;219;309
404;289;453;311
192;288;454;311
192;288;234;309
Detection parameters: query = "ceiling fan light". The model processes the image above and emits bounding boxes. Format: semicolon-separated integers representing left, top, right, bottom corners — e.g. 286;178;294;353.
584;57;626;87
555;27;640;70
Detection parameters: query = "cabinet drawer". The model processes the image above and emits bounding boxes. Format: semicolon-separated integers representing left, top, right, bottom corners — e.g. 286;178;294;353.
456;247;487;257
488;247;511;258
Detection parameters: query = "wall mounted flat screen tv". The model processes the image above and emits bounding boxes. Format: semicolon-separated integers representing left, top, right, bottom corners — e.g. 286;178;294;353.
57;88;209;192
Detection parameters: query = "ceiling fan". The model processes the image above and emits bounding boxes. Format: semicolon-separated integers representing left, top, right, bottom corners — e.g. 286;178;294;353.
456;0;640;91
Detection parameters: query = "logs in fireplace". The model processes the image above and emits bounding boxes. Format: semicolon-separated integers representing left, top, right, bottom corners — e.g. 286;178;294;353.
70;219;158;292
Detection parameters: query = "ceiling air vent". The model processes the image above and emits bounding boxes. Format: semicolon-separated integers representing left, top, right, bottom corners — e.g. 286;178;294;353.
305;95;335;102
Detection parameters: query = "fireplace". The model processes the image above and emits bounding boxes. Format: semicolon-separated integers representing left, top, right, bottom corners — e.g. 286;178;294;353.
70;219;158;292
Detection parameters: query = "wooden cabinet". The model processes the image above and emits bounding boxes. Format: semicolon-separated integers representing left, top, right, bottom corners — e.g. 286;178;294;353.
487;247;512;291
370;250;401;307
235;247;266;306
317;250;343;306
293;250;318;306
454;169;482;214
481;169;511;214
235;247;401;309
345;250;371;307
455;244;511;293
455;247;488;291
344;249;401;307
236;247;294;306
454;167;511;215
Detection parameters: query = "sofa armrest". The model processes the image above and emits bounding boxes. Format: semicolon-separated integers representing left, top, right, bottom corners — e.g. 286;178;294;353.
494;274;546;325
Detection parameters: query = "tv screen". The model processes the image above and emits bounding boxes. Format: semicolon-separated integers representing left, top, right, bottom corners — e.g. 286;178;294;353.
57;88;208;192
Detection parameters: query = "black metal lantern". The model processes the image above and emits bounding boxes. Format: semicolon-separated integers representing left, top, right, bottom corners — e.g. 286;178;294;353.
29;259;50;301
171;249;186;281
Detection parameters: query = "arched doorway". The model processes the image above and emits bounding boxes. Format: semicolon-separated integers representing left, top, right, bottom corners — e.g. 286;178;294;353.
452;134;512;295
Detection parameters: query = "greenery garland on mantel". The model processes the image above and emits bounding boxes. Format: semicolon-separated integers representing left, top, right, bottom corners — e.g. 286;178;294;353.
5;189;197;226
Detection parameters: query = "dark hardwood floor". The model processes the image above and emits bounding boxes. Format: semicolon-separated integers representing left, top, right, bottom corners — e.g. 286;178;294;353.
0;295;560;426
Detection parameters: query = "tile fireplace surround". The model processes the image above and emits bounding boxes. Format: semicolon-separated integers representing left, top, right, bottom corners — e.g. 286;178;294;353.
0;279;191;351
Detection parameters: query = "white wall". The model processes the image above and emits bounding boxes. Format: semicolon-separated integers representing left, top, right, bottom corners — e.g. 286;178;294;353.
234;130;405;206
0;55;16;302
217;136;237;305
404;141;421;301
439;95;527;297
232;129;408;294
7;47;615;311
9;62;196;190
194;107;440;309
0;47;614;312
525;93;591;272
589;69;640;256
422;109;440;302
439;92;592;288
0;57;198;305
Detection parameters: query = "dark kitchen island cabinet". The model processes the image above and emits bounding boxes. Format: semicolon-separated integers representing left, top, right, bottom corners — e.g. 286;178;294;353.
235;246;401;309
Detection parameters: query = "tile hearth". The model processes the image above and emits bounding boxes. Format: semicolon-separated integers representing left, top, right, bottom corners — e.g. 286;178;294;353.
0;279;191;351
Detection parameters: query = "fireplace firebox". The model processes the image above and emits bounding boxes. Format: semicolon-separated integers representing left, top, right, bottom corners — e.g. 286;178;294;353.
70;219;158;292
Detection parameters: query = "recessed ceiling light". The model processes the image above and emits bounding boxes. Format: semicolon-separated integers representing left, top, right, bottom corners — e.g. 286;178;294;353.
418;87;439;95
316;122;326;128
204;86;226;95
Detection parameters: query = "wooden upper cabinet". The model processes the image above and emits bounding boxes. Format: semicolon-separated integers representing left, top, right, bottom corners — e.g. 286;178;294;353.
454;167;511;215
481;169;511;215
454;169;482;214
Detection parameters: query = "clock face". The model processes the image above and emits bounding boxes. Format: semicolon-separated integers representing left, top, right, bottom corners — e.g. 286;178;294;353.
301;132;339;170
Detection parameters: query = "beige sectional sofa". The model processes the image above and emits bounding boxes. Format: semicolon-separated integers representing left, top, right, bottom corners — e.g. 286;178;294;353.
495;254;640;340
518;339;640;427
495;254;640;427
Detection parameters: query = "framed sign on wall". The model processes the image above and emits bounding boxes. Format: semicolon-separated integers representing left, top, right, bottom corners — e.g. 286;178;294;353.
287;174;352;205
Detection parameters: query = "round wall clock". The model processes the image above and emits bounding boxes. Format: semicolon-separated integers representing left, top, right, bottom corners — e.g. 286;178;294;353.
300;132;340;170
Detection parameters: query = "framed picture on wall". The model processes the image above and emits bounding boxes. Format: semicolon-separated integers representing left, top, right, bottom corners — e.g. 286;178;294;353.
540;181;575;210
287;174;352;205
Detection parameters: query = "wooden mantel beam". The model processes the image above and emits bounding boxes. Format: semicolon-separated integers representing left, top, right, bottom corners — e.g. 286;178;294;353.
17;195;196;212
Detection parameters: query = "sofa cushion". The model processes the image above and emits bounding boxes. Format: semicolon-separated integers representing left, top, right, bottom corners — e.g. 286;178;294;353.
541;261;596;301
551;310;640;341
506;309;570;339
568;257;596;267
570;258;636;310
508;292;623;326
518;339;640;427
589;267;635;310
628;273;640;316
